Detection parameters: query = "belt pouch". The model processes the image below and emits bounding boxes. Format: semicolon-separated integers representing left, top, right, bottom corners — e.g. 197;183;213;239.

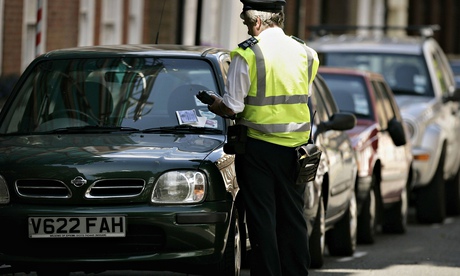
224;125;248;154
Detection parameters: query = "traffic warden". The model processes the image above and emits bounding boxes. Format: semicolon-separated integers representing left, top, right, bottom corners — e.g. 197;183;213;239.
208;0;319;275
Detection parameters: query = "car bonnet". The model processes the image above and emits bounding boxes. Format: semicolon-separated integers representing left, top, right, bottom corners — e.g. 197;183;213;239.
0;133;225;178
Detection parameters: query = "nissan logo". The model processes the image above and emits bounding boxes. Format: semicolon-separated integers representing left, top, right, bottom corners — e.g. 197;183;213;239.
71;176;87;187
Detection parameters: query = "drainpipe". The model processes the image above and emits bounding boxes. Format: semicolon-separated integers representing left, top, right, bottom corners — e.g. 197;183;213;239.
35;0;43;56
387;0;408;37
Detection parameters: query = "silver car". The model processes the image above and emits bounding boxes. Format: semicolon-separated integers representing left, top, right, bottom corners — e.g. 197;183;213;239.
309;27;460;223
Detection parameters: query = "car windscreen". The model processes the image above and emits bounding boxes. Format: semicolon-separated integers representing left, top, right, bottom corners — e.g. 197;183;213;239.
0;57;224;134
321;74;373;119
320;53;434;97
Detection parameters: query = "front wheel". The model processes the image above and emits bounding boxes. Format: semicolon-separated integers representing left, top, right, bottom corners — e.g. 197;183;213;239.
416;151;446;223
382;186;408;234
446;170;460;216
309;198;325;268
209;209;242;276
326;191;357;256
357;184;376;244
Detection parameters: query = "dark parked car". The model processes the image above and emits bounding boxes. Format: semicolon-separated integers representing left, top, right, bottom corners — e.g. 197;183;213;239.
305;74;358;268
319;67;413;243
309;26;460;223
0;45;248;275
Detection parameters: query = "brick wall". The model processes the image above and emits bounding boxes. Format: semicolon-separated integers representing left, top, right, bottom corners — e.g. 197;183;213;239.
0;1;22;101
46;1;79;51
2;1;23;75
143;0;180;44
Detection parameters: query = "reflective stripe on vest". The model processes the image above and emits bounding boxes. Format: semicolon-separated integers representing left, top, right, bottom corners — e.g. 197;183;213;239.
240;43;311;134
245;43;315;107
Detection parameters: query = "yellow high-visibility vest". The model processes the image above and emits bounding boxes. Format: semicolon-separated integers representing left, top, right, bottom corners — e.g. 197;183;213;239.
231;33;319;147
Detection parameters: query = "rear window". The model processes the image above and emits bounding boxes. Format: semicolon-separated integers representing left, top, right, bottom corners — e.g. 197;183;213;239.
320;53;434;97
321;74;373;119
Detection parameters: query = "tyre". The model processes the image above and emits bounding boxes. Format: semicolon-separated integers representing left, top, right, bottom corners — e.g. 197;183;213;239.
445;170;460;216
309;198;325;268
415;150;446;223
326;191;357;256
210;209;242;276
357;182;376;244
382;186;408;234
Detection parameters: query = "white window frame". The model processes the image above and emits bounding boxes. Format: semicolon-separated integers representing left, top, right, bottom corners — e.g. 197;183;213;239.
21;0;47;72
100;0;122;45
78;0;95;46
0;0;4;75
182;0;198;46
185;0;245;49
128;0;144;44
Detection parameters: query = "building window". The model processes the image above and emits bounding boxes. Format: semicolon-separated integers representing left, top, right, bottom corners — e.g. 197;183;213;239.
0;0;4;75
128;0;144;44
101;0;122;45
78;0;95;46
22;0;47;71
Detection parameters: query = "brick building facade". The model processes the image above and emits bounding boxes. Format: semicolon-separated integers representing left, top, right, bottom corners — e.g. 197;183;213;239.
0;0;459;103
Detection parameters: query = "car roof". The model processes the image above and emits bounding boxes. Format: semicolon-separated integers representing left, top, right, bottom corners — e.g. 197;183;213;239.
308;35;426;55
318;66;385;81
40;44;230;59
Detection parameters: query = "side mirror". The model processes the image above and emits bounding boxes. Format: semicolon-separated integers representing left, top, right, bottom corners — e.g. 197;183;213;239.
444;88;460;102
316;112;356;137
325;112;357;131
453;88;460;101
387;117;407;146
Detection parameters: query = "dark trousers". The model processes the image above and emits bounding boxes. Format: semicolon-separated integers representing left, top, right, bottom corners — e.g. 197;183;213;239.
235;137;310;276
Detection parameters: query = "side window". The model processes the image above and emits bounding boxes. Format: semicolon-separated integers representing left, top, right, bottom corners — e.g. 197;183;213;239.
374;81;395;118
372;81;389;129
310;81;329;124
315;76;339;115
433;45;455;95
432;49;449;96
379;81;403;121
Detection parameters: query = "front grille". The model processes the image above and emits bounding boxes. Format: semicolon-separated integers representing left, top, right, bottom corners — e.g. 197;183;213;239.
86;179;145;198
15;179;71;198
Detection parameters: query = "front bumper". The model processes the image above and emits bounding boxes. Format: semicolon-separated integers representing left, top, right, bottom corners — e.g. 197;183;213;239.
411;146;436;188
0;201;231;269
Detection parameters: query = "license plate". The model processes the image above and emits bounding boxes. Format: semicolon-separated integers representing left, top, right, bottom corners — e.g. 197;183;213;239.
28;216;126;238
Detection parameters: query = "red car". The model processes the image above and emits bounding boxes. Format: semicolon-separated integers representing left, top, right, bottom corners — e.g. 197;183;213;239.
319;67;413;243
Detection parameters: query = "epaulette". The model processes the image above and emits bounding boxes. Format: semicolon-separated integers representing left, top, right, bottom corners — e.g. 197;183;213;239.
290;35;306;45
238;37;259;50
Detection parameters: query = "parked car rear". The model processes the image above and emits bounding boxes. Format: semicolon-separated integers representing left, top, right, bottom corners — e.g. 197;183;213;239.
319;67;413;244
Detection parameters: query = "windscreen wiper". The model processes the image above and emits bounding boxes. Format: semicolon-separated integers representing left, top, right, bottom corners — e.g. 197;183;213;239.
43;126;141;134
142;125;223;134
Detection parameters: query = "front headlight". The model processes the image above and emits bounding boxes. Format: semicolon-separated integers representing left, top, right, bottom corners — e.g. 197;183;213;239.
403;119;416;140
0;176;10;204
152;171;206;203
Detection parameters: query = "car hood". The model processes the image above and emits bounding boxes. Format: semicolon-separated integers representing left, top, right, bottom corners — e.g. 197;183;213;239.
0;133;225;178
345;120;377;150
393;95;434;118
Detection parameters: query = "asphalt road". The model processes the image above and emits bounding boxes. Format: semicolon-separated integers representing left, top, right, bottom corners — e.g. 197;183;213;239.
311;208;460;276
2;207;460;276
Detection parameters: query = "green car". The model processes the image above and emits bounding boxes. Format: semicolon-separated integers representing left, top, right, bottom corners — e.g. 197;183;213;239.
0;45;246;275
